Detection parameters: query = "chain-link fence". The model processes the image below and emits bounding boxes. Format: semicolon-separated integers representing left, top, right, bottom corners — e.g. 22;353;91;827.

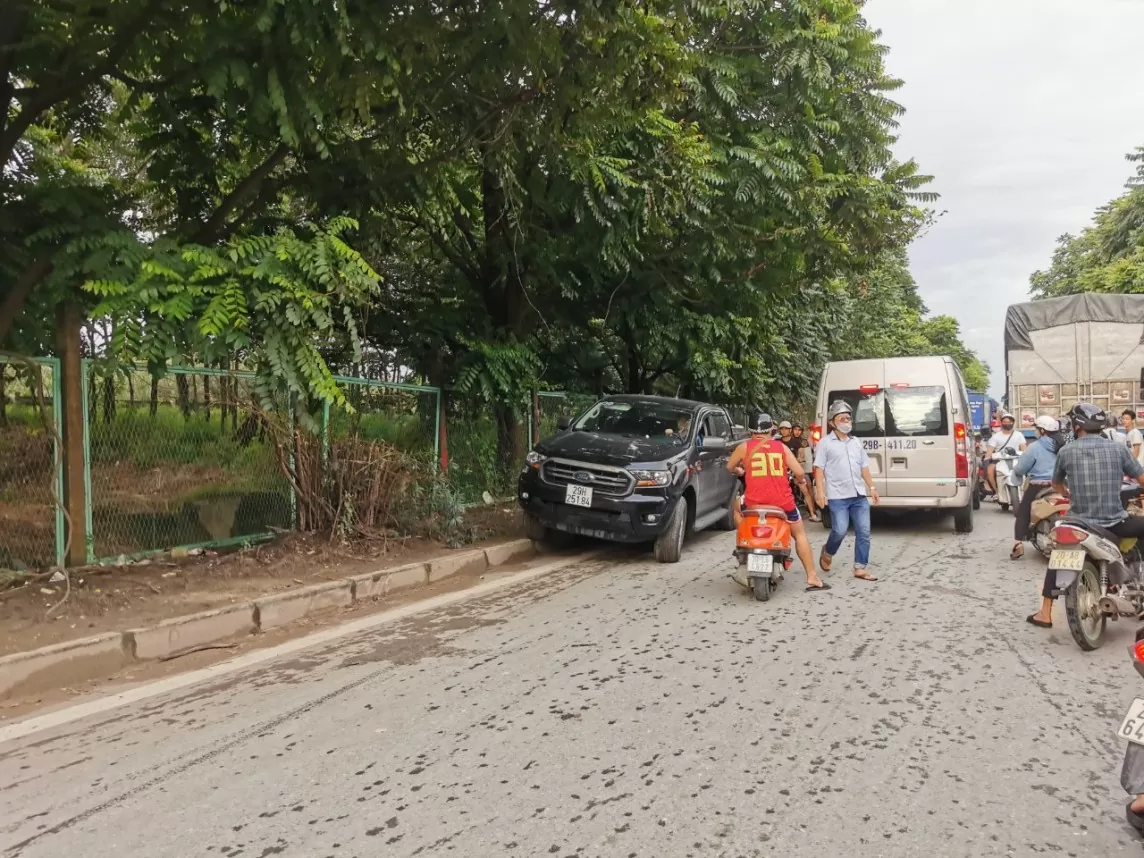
0;358;63;570
84;363;294;562
330;376;439;465
1;357;609;568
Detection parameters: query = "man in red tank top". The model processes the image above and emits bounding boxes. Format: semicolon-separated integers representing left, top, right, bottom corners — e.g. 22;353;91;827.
727;411;827;591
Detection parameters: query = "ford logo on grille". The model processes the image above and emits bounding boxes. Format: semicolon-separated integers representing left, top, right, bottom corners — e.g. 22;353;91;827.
573;471;594;483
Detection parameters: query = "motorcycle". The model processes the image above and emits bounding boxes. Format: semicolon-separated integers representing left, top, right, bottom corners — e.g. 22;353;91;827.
1046;485;1144;650
1117;623;1144;835
1027;484;1068;558
731;506;792;602
992;447;1022;512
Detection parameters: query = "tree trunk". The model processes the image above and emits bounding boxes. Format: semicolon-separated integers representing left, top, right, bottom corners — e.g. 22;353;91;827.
102;373;116;425
149;374;159;417
204;375;211;422
175;374;191;419
0;369;7;428
127;372;135;407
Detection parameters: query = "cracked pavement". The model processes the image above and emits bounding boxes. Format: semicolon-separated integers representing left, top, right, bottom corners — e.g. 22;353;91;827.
2;508;1142;857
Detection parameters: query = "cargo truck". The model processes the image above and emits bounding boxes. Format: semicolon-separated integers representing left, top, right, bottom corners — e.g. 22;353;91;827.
1004;294;1144;428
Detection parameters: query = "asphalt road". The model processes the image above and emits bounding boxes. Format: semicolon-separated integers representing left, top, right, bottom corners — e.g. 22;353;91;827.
2;506;1142;857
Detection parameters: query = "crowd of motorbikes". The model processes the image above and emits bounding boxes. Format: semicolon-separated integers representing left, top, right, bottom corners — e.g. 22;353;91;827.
974;429;1144;834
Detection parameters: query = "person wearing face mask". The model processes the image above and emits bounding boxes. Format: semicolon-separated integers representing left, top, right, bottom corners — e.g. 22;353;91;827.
813;400;880;582
983;412;1025;500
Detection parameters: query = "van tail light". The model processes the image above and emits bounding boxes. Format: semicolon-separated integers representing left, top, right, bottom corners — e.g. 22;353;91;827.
890;382;909;389
859;385;880;394
1133;639;1144;664
751;526;774;539
1052;525;1089;546
954;422;969;479
810;424;821;443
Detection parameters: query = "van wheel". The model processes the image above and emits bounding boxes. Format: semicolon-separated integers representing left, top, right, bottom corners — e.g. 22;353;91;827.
654;498;688;563
972;490;981;511
953;503;974;534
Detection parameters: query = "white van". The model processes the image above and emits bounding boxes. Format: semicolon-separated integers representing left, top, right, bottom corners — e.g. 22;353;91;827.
811;356;978;533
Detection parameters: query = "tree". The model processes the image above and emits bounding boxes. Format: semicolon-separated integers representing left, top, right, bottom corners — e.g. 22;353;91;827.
1030;147;1144;298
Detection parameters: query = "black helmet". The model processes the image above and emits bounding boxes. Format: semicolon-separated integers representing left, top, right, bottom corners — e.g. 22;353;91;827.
748;411;774;434
1067;402;1106;435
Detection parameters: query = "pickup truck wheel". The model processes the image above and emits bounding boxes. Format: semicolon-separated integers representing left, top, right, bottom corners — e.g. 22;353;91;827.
953;503;974;534
525;515;572;550
653;499;688;563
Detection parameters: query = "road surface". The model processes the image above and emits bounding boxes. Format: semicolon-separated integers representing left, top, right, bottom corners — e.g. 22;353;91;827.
1;508;1141;857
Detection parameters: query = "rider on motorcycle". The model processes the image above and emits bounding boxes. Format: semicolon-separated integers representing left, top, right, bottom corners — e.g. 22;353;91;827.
1010;415;1060;561
727;411;827;592
983;412;1026;499
1027;402;1144;629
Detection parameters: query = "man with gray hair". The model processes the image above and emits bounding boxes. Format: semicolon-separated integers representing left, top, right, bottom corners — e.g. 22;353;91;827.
813;399;880;582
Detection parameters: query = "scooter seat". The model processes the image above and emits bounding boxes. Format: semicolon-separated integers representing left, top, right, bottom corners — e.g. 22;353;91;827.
740;505;790;519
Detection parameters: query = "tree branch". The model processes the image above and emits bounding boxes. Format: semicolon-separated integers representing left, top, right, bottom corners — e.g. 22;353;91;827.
0;256;54;345
190;145;290;244
0;0;162;168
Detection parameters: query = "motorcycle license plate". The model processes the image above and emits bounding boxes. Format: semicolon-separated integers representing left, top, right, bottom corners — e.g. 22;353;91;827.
747;554;773;575
1118;698;1144;746
1048;549;1085;571
565;484;593;508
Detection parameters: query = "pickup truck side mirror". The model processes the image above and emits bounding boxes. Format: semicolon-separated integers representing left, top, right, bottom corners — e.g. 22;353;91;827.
699;436;728;452
557;416;572;432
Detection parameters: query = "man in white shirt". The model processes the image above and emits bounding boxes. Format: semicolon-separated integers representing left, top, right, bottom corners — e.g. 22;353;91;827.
983;413;1026;498
1122;409;1143;463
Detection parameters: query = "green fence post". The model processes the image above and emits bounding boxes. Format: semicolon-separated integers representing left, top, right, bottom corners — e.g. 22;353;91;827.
79;359;94;563
43;358;66;568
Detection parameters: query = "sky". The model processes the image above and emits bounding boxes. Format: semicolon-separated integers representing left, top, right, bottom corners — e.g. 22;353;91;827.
862;0;1144;397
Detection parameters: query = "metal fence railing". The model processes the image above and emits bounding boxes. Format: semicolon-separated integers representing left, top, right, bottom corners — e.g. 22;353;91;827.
0;356;602;570
83;363;295;562
0;358;64;569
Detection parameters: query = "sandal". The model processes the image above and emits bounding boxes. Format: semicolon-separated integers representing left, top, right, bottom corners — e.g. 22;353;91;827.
853;569;878;582
1010;544;1024;561
1026;614;1052;629
806;582;832;592
819;550;832;573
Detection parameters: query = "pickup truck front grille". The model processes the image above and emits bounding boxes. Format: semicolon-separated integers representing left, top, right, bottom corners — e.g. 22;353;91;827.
541;459;634;498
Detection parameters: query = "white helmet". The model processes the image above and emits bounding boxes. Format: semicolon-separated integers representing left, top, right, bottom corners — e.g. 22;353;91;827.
1033;415;1059;433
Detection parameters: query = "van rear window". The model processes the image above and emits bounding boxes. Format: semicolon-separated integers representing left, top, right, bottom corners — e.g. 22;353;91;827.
827;390;884;438
885;386;949;437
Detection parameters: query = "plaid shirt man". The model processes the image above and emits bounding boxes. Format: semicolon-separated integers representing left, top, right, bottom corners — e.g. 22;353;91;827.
1052;435;1144;527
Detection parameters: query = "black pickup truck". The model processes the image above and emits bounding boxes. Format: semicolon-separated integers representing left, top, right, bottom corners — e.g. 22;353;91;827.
517;395;747;563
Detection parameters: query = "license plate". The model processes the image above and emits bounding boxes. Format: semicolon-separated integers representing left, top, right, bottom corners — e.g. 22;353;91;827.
1048;549;1086;571
1119;698;1144;746
747;554;773;575
565;484;593;508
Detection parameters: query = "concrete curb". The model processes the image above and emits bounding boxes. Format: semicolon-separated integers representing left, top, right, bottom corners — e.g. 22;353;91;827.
0;633;132;699
0;538;536;700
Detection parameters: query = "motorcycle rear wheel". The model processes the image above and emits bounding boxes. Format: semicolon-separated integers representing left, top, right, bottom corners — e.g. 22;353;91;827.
752;576;771;602
1065;561;1106;651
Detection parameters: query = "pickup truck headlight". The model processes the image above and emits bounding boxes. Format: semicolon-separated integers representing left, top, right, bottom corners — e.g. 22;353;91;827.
629;468;671;488
523;451;547;472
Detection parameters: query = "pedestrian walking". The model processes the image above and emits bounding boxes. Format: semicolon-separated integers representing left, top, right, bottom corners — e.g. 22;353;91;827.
813;399;880;582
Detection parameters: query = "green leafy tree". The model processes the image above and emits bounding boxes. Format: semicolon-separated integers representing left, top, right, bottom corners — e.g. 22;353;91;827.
1030;148;1144;298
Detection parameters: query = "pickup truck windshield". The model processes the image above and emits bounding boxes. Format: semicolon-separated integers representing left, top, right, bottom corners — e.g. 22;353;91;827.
572;401;696;441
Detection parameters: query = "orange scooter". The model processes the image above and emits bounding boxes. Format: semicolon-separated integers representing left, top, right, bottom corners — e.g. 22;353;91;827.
732;505;794;602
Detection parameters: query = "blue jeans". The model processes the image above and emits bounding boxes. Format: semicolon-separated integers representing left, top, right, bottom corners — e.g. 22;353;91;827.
825;496;872;568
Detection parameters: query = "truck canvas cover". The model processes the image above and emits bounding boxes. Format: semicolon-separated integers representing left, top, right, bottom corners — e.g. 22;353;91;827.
1005;294;1144;426
1004;294;1144;352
